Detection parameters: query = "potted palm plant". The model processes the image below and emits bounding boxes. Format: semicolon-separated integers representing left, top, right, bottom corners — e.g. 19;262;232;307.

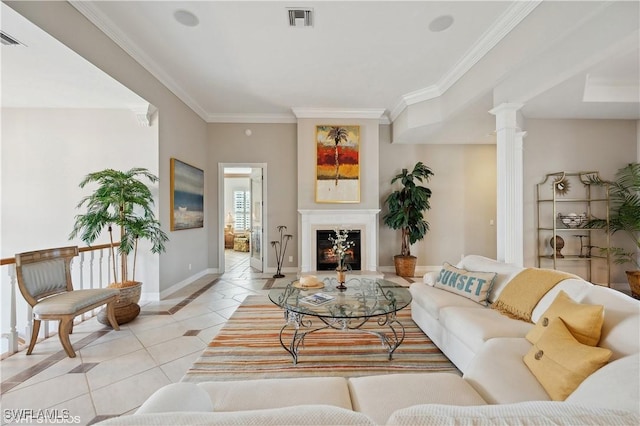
584;162;640;298
69;168;169;324
383;162;434;277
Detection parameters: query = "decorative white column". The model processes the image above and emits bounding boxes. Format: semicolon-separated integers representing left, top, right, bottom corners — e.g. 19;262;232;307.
489;103;525;266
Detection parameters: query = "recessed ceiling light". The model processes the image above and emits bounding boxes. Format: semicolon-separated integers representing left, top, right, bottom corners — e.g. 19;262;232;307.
174;10;199;27
429;15;454;32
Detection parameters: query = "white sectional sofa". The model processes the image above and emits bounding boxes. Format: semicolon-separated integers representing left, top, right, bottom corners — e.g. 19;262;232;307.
98;255;640;425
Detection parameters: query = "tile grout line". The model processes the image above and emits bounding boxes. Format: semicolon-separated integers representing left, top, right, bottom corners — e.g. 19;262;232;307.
1;278;221;393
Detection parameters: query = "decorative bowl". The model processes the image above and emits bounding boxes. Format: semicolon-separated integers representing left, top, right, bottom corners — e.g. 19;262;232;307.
558;213;586;229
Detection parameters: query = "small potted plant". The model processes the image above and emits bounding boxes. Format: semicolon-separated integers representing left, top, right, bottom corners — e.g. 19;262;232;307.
383;162;434;277
584;162;640;298
69;168;169;324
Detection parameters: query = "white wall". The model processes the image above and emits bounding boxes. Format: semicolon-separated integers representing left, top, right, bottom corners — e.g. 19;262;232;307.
1;108;160;287
5;1;210;295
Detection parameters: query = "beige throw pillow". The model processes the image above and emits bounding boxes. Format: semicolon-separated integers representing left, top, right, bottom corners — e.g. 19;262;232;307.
434;263;497;306
526;290;604;346
524;318;612;401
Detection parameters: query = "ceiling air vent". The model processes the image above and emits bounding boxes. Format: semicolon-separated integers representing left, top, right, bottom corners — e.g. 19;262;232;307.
287;8;313;27
1;31;24;47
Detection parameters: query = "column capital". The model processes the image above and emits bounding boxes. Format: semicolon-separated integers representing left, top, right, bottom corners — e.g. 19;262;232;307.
489;103;524;116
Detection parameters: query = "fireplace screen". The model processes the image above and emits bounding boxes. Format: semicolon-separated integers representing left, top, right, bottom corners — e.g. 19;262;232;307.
316;230;361;271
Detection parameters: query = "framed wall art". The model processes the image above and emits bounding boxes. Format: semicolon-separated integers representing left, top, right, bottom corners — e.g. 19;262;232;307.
315;125;360;203
170;158;204;230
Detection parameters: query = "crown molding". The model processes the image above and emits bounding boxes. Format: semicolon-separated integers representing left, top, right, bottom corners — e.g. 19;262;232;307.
389;0;542;122
292;107;388;123
69;1;210;122
207;113;298;124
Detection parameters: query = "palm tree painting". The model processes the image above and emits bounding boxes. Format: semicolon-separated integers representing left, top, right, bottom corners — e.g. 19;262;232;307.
316;125;360;203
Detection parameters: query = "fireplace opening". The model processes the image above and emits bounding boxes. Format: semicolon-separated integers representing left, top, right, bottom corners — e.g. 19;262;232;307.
316;230;361;271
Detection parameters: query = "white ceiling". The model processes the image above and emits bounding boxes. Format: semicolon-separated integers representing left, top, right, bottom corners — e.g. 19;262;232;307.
1;1;638;138
0;3;148;110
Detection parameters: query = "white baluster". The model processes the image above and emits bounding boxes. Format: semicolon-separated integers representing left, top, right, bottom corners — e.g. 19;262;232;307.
4;264;19;354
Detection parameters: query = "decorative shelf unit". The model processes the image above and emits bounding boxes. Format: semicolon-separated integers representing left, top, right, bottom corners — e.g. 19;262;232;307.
536;171;610;286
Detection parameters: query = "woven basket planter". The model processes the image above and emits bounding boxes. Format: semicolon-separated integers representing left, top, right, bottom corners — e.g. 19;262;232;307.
97;281;142;326
394;255;417;278
626;271;640;300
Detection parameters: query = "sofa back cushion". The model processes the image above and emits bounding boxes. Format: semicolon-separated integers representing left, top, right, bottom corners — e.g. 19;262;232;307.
566;353;640;413
456;255;522;303
578;285;640;359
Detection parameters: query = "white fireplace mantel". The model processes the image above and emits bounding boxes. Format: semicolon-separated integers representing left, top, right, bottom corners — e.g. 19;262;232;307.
299;209;380;273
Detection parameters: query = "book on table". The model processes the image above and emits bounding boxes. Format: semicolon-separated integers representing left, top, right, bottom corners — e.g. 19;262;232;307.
301;292;335;306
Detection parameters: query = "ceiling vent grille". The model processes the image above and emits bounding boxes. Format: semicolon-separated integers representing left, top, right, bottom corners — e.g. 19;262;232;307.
1;31;24;47
287;8;313;27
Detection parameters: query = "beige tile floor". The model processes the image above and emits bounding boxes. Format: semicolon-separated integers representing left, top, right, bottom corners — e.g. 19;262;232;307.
0;251;275;425
1;251;413;425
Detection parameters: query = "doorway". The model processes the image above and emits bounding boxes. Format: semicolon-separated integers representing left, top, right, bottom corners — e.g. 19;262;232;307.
219;163;266;274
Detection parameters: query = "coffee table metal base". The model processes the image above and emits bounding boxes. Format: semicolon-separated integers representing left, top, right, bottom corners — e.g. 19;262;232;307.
278;310;406;365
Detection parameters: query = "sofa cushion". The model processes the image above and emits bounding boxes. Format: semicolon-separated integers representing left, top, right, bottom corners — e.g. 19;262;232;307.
439;307;533;354
578;285;640;359
410;283;482;321
197;377;353;411
566;353;640;413
135;383;213;414
434;263;497;306
524;318;612;401
96;405;376;425
386;402;640;425
456;255;522;303
348;373;486;425
526;291;604;346
463;338;550;404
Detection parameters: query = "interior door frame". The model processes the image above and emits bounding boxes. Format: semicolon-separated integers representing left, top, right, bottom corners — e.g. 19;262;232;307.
218;162;267;274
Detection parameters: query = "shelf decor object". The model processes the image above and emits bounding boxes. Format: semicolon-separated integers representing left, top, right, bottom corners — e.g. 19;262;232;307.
536;171;610;286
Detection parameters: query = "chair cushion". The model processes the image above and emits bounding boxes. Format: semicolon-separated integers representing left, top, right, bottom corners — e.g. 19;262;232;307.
524;318;612;401
526;290;604;346
33;288;119;315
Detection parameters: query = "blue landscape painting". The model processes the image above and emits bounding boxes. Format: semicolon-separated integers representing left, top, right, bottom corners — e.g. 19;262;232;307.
171;159;204;230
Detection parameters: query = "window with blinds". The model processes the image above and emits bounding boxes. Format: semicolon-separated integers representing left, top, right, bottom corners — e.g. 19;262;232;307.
233;190;250;231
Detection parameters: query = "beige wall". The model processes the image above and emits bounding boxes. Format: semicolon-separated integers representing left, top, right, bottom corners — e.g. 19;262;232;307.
207;123;297;270
378;125;498;269
523;119;638;283
7;1;209;295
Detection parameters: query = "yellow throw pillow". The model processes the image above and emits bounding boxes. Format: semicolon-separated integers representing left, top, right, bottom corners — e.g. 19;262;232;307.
524;318;612;401
434;263;497;306
526;290;604;346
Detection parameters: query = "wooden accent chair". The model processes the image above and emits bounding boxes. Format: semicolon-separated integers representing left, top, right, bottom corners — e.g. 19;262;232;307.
15;246;120;358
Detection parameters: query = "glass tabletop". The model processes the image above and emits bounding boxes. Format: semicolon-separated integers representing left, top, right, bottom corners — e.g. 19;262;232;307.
268;277;412;319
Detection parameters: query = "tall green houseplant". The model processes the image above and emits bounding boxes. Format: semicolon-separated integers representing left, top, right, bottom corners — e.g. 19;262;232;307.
383;162;434;277
584;162;640;298
69;168;169;288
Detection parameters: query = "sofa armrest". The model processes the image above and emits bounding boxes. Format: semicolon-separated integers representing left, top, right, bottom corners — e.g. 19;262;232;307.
135;383;214;414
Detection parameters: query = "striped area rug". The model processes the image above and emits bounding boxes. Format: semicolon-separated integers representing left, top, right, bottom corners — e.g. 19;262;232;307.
182;295;459;382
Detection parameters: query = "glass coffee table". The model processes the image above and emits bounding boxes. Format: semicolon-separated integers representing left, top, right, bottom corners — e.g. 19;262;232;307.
268;277;412;364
